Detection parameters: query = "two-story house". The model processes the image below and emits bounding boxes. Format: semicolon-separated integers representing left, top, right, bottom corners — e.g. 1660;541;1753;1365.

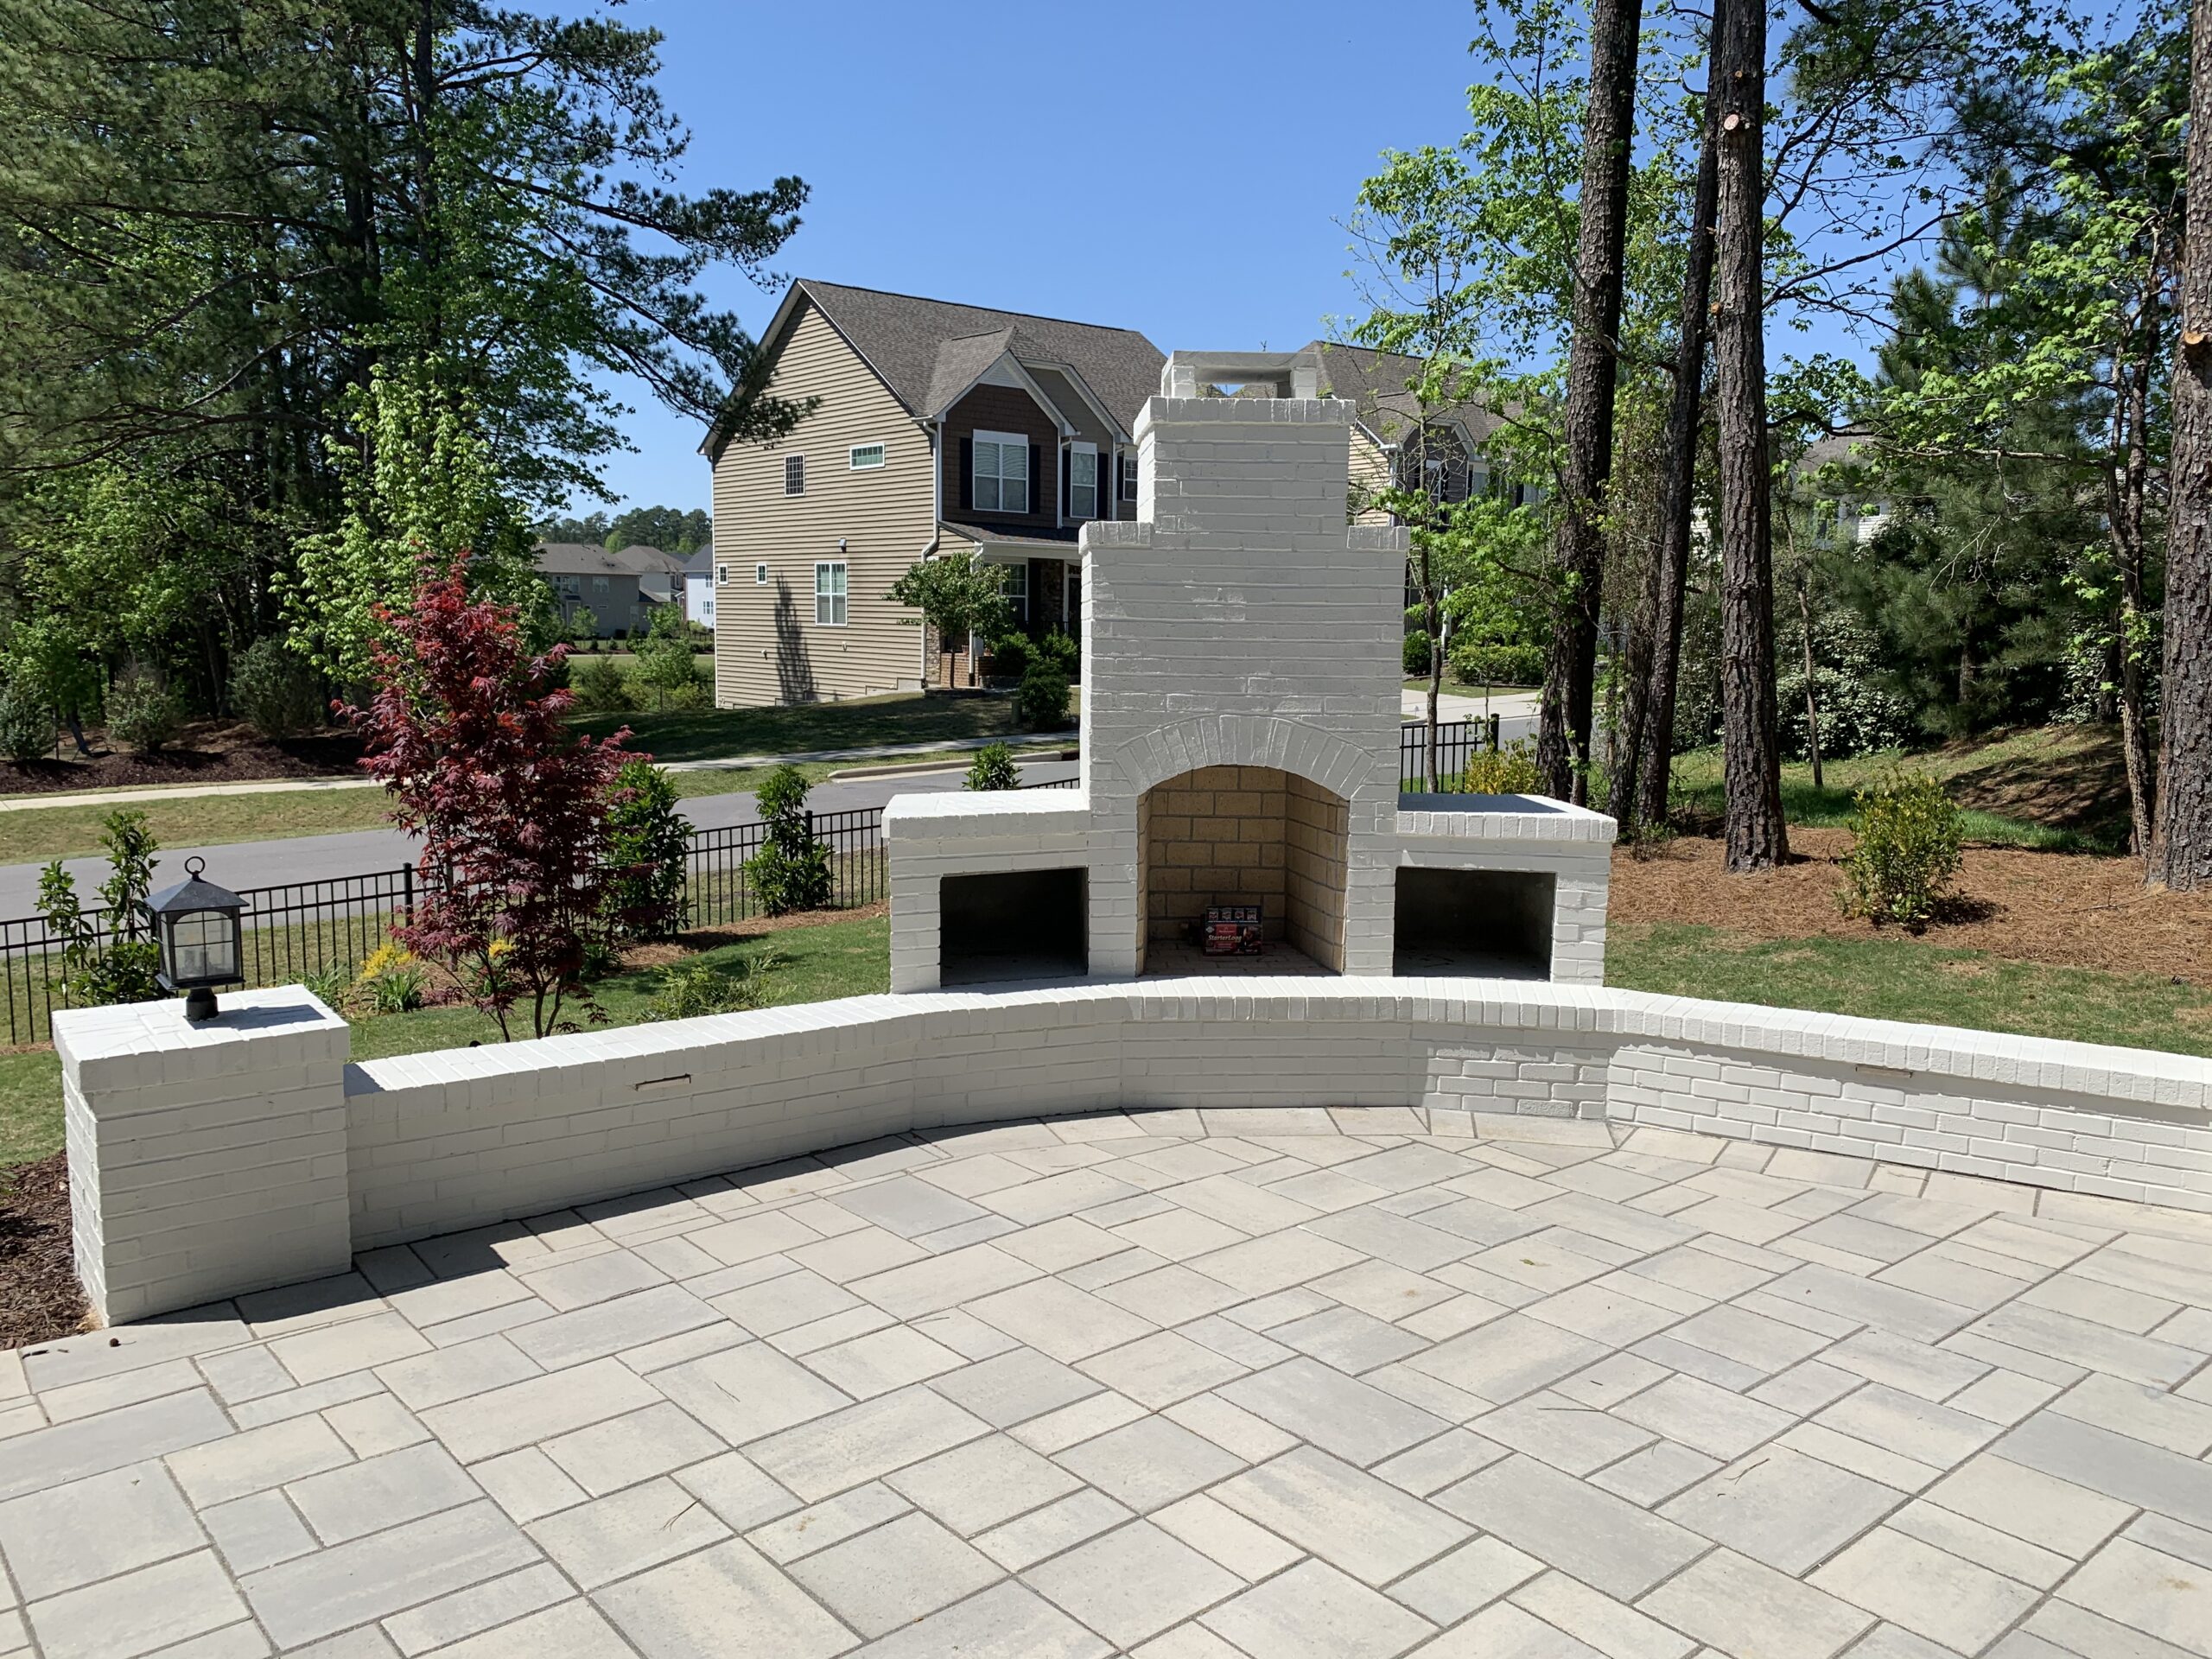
700;280;1165;707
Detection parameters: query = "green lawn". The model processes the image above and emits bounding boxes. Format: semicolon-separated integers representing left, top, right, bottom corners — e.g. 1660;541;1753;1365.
1606;920;2212;1056
1665;727;2129;852
0;914;890;1167
570;690;1031;765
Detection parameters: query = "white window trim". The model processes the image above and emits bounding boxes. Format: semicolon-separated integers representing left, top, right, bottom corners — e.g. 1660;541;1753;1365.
814;560;848;626
754;563;768;585
715;564;730;585
973;429;1030;514
1000;559;1029;624
783;454;806;496
849;442;887;471
1068;442;1099;520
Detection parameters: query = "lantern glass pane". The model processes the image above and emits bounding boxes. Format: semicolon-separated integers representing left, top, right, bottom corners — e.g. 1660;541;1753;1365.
169;912;235;982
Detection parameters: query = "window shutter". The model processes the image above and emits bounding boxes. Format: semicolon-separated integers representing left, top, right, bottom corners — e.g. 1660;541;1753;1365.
1061;452;1071;516
959;437;972;511
1028;445;1041;514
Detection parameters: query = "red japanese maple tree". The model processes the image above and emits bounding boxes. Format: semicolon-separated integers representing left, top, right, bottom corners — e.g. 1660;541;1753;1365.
344;550;644;1039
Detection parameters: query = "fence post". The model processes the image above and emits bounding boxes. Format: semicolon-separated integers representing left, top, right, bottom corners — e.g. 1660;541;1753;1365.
1488;713;1502;752
402;864;415;930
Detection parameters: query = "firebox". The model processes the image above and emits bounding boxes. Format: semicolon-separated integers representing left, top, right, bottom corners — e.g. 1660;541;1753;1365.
939;868;1088;986
1392;867;1557;979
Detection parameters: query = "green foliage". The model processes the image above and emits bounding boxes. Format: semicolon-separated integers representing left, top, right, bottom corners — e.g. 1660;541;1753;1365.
301;961;353;1007
607;759;692;940
1034;630;1079;677
228;636;326;740
1450;642;1545;688
570;655;630;713
0;680;53;762
36;809;162;1006
1777;610;1915;760
1455;740;1542;796
631;607;704;711
1839;769;1965;929
965;742;1019;791
887;555;1016;652
987;633;1030;677
359;943;429;1014
285;363;550;685
745;764;831;916
1402;631;1433;677
647;953;779;1021
105;666;182;753
1016;662;1071;731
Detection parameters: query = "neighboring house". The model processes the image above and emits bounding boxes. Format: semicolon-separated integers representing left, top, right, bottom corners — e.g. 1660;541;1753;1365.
536;543;656;638
613;544;688;608
1796;428;1891;546
1303;342;1529;524
683;549;715;628
700;279;1165;707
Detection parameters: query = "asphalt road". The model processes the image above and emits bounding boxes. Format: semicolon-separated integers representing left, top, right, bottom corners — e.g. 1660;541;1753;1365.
0;698;1541;917
0;759;1082;917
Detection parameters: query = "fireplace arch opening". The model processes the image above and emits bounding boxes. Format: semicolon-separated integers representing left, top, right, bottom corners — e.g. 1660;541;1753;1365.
1138;766;1349;974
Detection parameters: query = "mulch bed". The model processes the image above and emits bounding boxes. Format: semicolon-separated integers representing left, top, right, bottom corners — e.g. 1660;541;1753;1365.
1613;827;2212;982
0;721;364;796
0;1153;91;1348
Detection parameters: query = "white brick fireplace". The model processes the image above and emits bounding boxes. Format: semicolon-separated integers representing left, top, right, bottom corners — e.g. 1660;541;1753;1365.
885;350;1614;992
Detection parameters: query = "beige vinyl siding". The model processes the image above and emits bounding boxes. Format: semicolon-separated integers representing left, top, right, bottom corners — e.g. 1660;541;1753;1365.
1349;426;1395;526
712;298;935;707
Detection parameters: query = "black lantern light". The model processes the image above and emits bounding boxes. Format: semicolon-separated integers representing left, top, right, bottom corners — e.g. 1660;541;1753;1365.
145;855;246;1021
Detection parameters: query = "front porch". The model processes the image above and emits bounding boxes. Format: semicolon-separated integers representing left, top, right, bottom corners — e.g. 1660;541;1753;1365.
926;523;1085;689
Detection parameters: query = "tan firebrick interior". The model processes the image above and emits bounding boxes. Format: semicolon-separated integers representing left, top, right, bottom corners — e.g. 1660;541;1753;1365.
1138;766;1350;972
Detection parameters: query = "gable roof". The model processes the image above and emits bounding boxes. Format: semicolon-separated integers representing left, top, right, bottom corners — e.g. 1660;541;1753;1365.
534;543;635;577
609;544;688;576
683;548;715;577
1306;342;1504;450
729;280;1165;451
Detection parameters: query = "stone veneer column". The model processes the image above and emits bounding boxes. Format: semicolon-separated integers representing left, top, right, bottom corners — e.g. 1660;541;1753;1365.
57;988;352;1324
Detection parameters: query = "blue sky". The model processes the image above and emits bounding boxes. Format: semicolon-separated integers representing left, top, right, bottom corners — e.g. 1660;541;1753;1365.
585;0;1485;514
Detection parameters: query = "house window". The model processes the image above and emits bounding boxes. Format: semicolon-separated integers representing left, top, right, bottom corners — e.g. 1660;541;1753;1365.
1001;561;1028;624
815;561;848;626
591;575;610;594
1119;453;1138;501
560;575;580;594
849;443;886;471
754;563;768;585
784;454;805;495
1069;444;1098;519
715;564;730;586
973;430;1029;513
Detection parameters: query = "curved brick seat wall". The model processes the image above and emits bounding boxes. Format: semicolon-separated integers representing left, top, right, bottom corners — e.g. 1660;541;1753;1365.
55;981;2212;1323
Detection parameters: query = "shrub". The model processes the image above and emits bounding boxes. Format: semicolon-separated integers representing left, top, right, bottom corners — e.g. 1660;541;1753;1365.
966;741;1019;791
0;681;54;762
1036;629;1079;677
988;632;1031;678
1449;641;1544;688
229;637;325;739
570;653;629;712
606;758;691;939
1017;661;1071;730
105;666;183;753
358;941;428;1014
1403;630;1433;678
745;764;832;915
632;607;698;711
37;809;162;1006
301;961;353;1008
647;952;780;1021
1456;739;1542;796
1840;767;1963;930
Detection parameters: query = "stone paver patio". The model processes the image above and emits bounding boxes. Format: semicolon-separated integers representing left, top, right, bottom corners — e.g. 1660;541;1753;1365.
3;1109;2210;1658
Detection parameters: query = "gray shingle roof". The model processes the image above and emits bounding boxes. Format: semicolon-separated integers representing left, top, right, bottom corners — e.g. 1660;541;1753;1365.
1305;342;1504;448
797;281;1165;430
533;543;634;576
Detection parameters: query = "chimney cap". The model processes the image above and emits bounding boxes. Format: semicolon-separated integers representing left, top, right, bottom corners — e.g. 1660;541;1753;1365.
1162;350;1322;401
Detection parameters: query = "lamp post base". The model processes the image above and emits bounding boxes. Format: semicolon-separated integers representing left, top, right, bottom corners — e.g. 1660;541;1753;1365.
182;988;219;1022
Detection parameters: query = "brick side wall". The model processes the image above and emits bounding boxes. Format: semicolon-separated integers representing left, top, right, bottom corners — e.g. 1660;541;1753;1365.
1287;773;1350;970
941;385;1062;530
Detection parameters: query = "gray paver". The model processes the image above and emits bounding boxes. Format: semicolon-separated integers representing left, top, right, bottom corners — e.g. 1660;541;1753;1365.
239;1499;537;1649
14;1116;2212;1659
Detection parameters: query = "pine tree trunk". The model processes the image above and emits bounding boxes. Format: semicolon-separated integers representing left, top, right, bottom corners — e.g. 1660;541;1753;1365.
1713;0;1788;872
1617;95;1720;832
1536;0;1645;804
2108;328;2159;859
2156;3;2212;886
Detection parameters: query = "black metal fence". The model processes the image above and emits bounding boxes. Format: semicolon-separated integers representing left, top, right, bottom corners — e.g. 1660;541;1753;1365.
1399;716;1503;789
0;739;1494;1044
